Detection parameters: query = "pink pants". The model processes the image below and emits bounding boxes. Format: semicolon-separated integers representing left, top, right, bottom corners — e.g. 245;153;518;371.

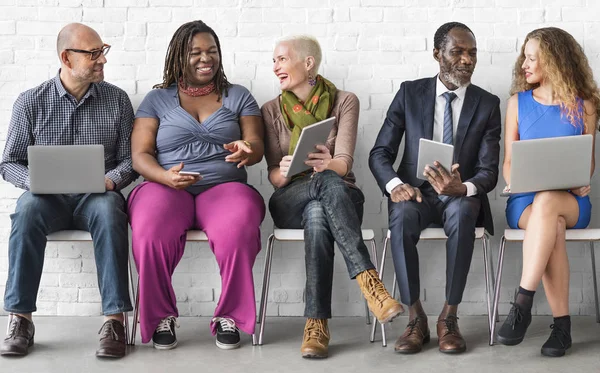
128;181;265;343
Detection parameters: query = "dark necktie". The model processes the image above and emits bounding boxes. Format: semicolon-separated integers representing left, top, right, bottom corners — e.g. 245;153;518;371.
442;91;457;145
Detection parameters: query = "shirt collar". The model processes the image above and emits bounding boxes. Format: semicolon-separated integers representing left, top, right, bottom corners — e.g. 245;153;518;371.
53;70;98;100
435;74;468;102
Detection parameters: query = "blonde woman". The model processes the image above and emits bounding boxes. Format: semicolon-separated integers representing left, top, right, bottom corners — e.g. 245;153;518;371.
261;35;403;358
498;27;600;357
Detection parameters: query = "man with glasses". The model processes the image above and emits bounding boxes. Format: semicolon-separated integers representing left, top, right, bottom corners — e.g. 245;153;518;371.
0;23;137;358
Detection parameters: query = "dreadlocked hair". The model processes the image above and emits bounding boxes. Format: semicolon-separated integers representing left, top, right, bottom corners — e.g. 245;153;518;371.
154;20;230;101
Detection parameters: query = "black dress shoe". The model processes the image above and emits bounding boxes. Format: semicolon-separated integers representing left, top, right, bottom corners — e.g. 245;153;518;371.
497;303;532;346
96;319;126;358
1;315;35;356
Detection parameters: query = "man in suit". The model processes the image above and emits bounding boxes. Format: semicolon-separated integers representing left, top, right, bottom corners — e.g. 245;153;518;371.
369;22;501;354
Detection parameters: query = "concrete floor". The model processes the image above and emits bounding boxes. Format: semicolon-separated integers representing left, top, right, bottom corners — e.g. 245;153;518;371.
1;316;600;373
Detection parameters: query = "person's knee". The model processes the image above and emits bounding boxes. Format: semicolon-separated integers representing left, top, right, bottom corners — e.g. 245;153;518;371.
11;193;54;231
532;191;562;214
302;200;328;229
317;170;345;191
443;197;480;230
389;201;422;231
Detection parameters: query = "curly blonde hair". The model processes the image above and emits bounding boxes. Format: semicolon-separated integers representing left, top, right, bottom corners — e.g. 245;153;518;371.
510;27;600;129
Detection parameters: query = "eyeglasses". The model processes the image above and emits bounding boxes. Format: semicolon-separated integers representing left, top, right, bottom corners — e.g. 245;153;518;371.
65;43;111;61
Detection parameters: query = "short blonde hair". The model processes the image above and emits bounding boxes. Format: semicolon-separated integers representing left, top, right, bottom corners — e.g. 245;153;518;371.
276;34;322;75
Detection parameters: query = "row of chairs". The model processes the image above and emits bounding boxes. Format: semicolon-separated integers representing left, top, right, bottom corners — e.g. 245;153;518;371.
6;227;600;347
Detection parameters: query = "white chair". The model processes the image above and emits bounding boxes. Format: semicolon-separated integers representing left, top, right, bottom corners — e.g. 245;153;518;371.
490;228;600;345
5;230;135;345
129;230;257;345
254;229;379;346
370;227;494;347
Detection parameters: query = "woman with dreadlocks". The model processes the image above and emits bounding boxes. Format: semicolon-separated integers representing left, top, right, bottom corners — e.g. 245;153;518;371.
128;20;265;351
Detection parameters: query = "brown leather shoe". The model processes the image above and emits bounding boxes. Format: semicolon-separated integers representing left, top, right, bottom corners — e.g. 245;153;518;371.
96;319;126;358
1;315;35;356
436;315;466;354
356;269;404;323
394;316;430;354
300;318;329;359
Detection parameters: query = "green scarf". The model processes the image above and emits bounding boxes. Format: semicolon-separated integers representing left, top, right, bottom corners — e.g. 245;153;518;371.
281;75;337;155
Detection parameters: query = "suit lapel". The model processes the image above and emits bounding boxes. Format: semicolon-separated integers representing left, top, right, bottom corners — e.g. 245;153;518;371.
421;77;436;140
454;85;480;160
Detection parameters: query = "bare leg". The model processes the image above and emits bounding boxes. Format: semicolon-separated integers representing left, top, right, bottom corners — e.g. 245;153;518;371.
518;191;579;291
542;217;570;317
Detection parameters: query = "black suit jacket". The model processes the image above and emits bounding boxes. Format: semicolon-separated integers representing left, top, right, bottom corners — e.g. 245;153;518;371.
369;77;501;235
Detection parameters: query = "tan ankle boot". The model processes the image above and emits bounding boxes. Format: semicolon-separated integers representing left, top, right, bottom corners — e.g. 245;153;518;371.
300;318;329;358
356;269;404;323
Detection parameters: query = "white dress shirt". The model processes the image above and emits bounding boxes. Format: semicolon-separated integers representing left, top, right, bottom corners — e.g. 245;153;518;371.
385;76;478;196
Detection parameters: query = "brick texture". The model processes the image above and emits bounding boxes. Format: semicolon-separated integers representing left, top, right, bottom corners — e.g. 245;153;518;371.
0;1;599;318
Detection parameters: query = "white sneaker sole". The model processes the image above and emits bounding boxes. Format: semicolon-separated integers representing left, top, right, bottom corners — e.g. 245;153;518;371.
153;340;178;350
216;340;240;350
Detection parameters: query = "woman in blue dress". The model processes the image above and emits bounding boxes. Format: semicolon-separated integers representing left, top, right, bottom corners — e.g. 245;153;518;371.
497;27;600;356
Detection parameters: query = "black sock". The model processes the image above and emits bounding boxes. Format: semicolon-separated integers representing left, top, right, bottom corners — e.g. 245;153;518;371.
554;315;571;330
515;286;535;310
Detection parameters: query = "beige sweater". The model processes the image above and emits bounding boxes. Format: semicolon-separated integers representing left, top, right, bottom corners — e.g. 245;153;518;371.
261;90;360;186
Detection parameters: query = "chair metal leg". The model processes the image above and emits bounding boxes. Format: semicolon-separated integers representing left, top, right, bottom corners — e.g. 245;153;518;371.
256;234;275;346
127;255;137;346
6;313;13;335
590;241;600;323
124;311;130;346
490;236;506;345
131;277;140;346
481;234;493;341
364;240;378;325
370;236;388;347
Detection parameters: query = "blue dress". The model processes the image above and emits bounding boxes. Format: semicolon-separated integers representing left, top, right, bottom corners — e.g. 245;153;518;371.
505;90;591;229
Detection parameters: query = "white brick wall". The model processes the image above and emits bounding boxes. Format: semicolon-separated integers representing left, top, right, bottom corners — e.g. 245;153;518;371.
0;0;599;317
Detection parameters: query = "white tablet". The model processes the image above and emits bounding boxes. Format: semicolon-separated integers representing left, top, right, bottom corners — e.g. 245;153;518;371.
416;138;454;180
285;117;335;178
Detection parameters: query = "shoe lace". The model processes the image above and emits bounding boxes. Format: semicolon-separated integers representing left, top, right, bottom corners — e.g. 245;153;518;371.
361;270;390;305
548;324;570;348
7;317;28;339
98;320;121;341
304;319;328;344
156;316;179;334
405;317;424;337
212;317;237;333
439;315;459;336
506;303;524;330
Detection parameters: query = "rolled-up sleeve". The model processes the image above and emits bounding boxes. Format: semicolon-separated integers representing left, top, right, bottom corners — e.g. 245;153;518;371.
105;92;138;190
331;93;360;176
0;93;33;190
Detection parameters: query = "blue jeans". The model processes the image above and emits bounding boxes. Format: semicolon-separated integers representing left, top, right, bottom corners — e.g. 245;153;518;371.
269;170;375;319
3;191;132;315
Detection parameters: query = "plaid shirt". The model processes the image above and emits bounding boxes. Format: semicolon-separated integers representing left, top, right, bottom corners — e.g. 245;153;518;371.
0;73;137;191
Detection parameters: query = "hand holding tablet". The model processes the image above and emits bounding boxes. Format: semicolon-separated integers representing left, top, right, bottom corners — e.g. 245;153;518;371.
283;117;335;178
417;139;454;180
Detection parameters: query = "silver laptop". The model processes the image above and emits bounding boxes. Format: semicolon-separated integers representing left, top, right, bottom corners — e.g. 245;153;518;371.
28;145;106;194
508;135;593;194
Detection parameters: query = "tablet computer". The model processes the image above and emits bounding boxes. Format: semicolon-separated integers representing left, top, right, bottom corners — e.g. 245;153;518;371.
285;117;335;178
416;138;454;180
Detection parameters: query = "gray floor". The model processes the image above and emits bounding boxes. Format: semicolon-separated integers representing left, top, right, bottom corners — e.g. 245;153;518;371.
1;316;600;373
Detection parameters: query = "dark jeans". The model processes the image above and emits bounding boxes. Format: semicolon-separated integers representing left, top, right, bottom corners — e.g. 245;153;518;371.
388;184;481;306
269;170;375;319
3;191;132;315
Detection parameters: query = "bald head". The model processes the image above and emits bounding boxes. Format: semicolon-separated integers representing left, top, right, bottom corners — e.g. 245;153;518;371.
56;23;102;56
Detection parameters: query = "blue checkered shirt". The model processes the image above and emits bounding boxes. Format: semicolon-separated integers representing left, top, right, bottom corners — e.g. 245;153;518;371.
0;73;138;190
